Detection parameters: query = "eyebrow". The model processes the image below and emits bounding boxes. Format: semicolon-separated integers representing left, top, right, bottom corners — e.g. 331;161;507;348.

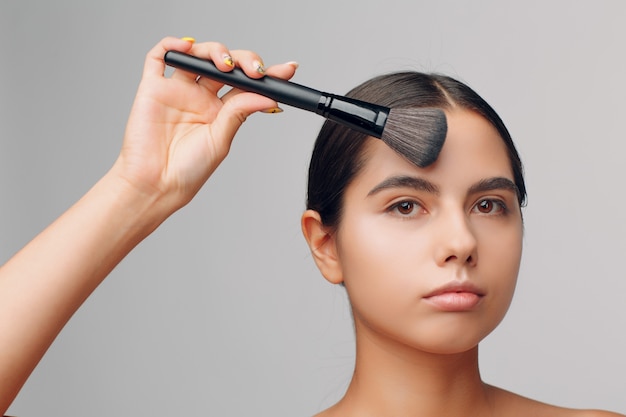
467;177;519;197
368;175;440;196
367;175;519;198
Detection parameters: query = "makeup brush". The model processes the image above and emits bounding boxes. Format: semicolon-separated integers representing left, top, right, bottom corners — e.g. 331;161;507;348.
164;51;447;167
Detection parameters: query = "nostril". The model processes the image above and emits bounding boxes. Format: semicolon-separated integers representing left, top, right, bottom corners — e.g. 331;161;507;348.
444;254;474;264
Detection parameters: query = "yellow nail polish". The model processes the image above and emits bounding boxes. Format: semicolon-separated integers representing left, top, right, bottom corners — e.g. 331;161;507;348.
254;60;266;74
181;37;196;43
223;54;234;67
262;107;283;114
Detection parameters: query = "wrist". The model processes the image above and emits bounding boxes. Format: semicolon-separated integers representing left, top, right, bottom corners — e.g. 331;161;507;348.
95;168;174;243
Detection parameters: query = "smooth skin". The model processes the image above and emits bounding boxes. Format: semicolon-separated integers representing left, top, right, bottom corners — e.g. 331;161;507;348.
0;37;297;415
302;110;624;417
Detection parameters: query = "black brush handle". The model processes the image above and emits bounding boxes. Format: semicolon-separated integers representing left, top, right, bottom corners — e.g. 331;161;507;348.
164;51;389;137
164;51;322;112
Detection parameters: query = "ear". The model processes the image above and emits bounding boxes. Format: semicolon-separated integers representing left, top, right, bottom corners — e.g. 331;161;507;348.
301;210;343;284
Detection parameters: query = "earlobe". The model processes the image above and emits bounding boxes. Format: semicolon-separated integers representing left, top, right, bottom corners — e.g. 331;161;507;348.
300;210;343;284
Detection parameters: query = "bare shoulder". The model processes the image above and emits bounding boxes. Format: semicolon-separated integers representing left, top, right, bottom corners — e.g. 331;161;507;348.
566;411;625;417
486;385;625;417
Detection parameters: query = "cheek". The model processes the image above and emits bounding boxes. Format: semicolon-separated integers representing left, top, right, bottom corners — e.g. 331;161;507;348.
478;221;523;314
335;215;431;319
337;215;430;285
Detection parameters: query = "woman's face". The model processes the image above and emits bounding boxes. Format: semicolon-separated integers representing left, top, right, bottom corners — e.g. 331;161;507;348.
334;109;523;355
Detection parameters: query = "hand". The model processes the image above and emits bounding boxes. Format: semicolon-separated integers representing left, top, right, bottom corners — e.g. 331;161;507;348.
111;37;298;214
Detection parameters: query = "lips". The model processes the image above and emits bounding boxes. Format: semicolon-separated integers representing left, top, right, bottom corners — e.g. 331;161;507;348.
423;282;485;311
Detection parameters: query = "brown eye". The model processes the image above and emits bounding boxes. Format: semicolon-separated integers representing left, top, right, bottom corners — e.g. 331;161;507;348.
477;199;493;213
473;199;507;215
397;201;415;215
390;200;423;218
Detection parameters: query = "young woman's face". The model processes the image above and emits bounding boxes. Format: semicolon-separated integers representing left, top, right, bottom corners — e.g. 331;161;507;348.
334;109;523;355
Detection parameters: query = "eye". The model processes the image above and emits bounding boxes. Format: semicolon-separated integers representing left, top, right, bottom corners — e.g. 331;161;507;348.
389;200;424;218
473;198;507;215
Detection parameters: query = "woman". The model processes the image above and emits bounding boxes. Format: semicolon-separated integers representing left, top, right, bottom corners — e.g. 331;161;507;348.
0;37;622;416
301;72;617;416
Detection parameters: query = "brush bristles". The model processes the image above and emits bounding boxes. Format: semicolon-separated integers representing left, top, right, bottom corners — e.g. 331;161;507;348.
381;108;447;167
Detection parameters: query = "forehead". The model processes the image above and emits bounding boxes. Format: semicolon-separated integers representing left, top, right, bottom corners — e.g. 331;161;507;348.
433;109;513;178
355;110;513;189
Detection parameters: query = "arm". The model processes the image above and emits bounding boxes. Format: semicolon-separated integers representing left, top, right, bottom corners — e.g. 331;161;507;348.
0;36;297;414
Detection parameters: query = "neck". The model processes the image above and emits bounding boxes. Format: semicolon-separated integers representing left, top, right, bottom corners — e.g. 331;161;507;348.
326;322;493;417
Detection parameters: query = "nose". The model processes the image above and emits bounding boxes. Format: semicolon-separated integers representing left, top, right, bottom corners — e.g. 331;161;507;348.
433;209;478;267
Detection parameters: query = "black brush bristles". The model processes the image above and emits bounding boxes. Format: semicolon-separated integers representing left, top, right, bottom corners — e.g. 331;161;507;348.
382;108;447;167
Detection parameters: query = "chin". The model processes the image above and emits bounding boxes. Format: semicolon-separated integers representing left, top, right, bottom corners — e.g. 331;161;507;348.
408;320;501;356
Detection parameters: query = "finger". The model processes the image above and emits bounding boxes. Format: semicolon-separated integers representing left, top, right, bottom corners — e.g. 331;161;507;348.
265;61;299;80
187;41;236;72
220;61;299;103
229;49;268;79
172;46;268;84
195;76;226;95
143;36;194;80
171;41;235;84
188;44;269;78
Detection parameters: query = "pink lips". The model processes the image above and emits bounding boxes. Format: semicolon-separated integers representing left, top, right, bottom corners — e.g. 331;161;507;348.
423;282;485;311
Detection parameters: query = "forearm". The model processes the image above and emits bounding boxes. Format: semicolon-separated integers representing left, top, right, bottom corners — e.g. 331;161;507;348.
0;170;169;413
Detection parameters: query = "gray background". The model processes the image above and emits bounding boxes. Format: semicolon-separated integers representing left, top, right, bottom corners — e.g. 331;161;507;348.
1;1;625;415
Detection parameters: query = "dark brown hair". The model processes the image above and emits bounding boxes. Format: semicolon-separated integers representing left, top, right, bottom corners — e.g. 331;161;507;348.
306;71;526;228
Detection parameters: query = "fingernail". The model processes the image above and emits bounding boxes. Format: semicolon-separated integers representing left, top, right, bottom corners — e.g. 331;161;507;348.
223;54;234;67
181;37;196;43
262;107;283;114
253;60;266;74
286;61;299;69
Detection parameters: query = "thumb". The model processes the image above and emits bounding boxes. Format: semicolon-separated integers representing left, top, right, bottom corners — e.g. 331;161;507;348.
209;92;279;156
